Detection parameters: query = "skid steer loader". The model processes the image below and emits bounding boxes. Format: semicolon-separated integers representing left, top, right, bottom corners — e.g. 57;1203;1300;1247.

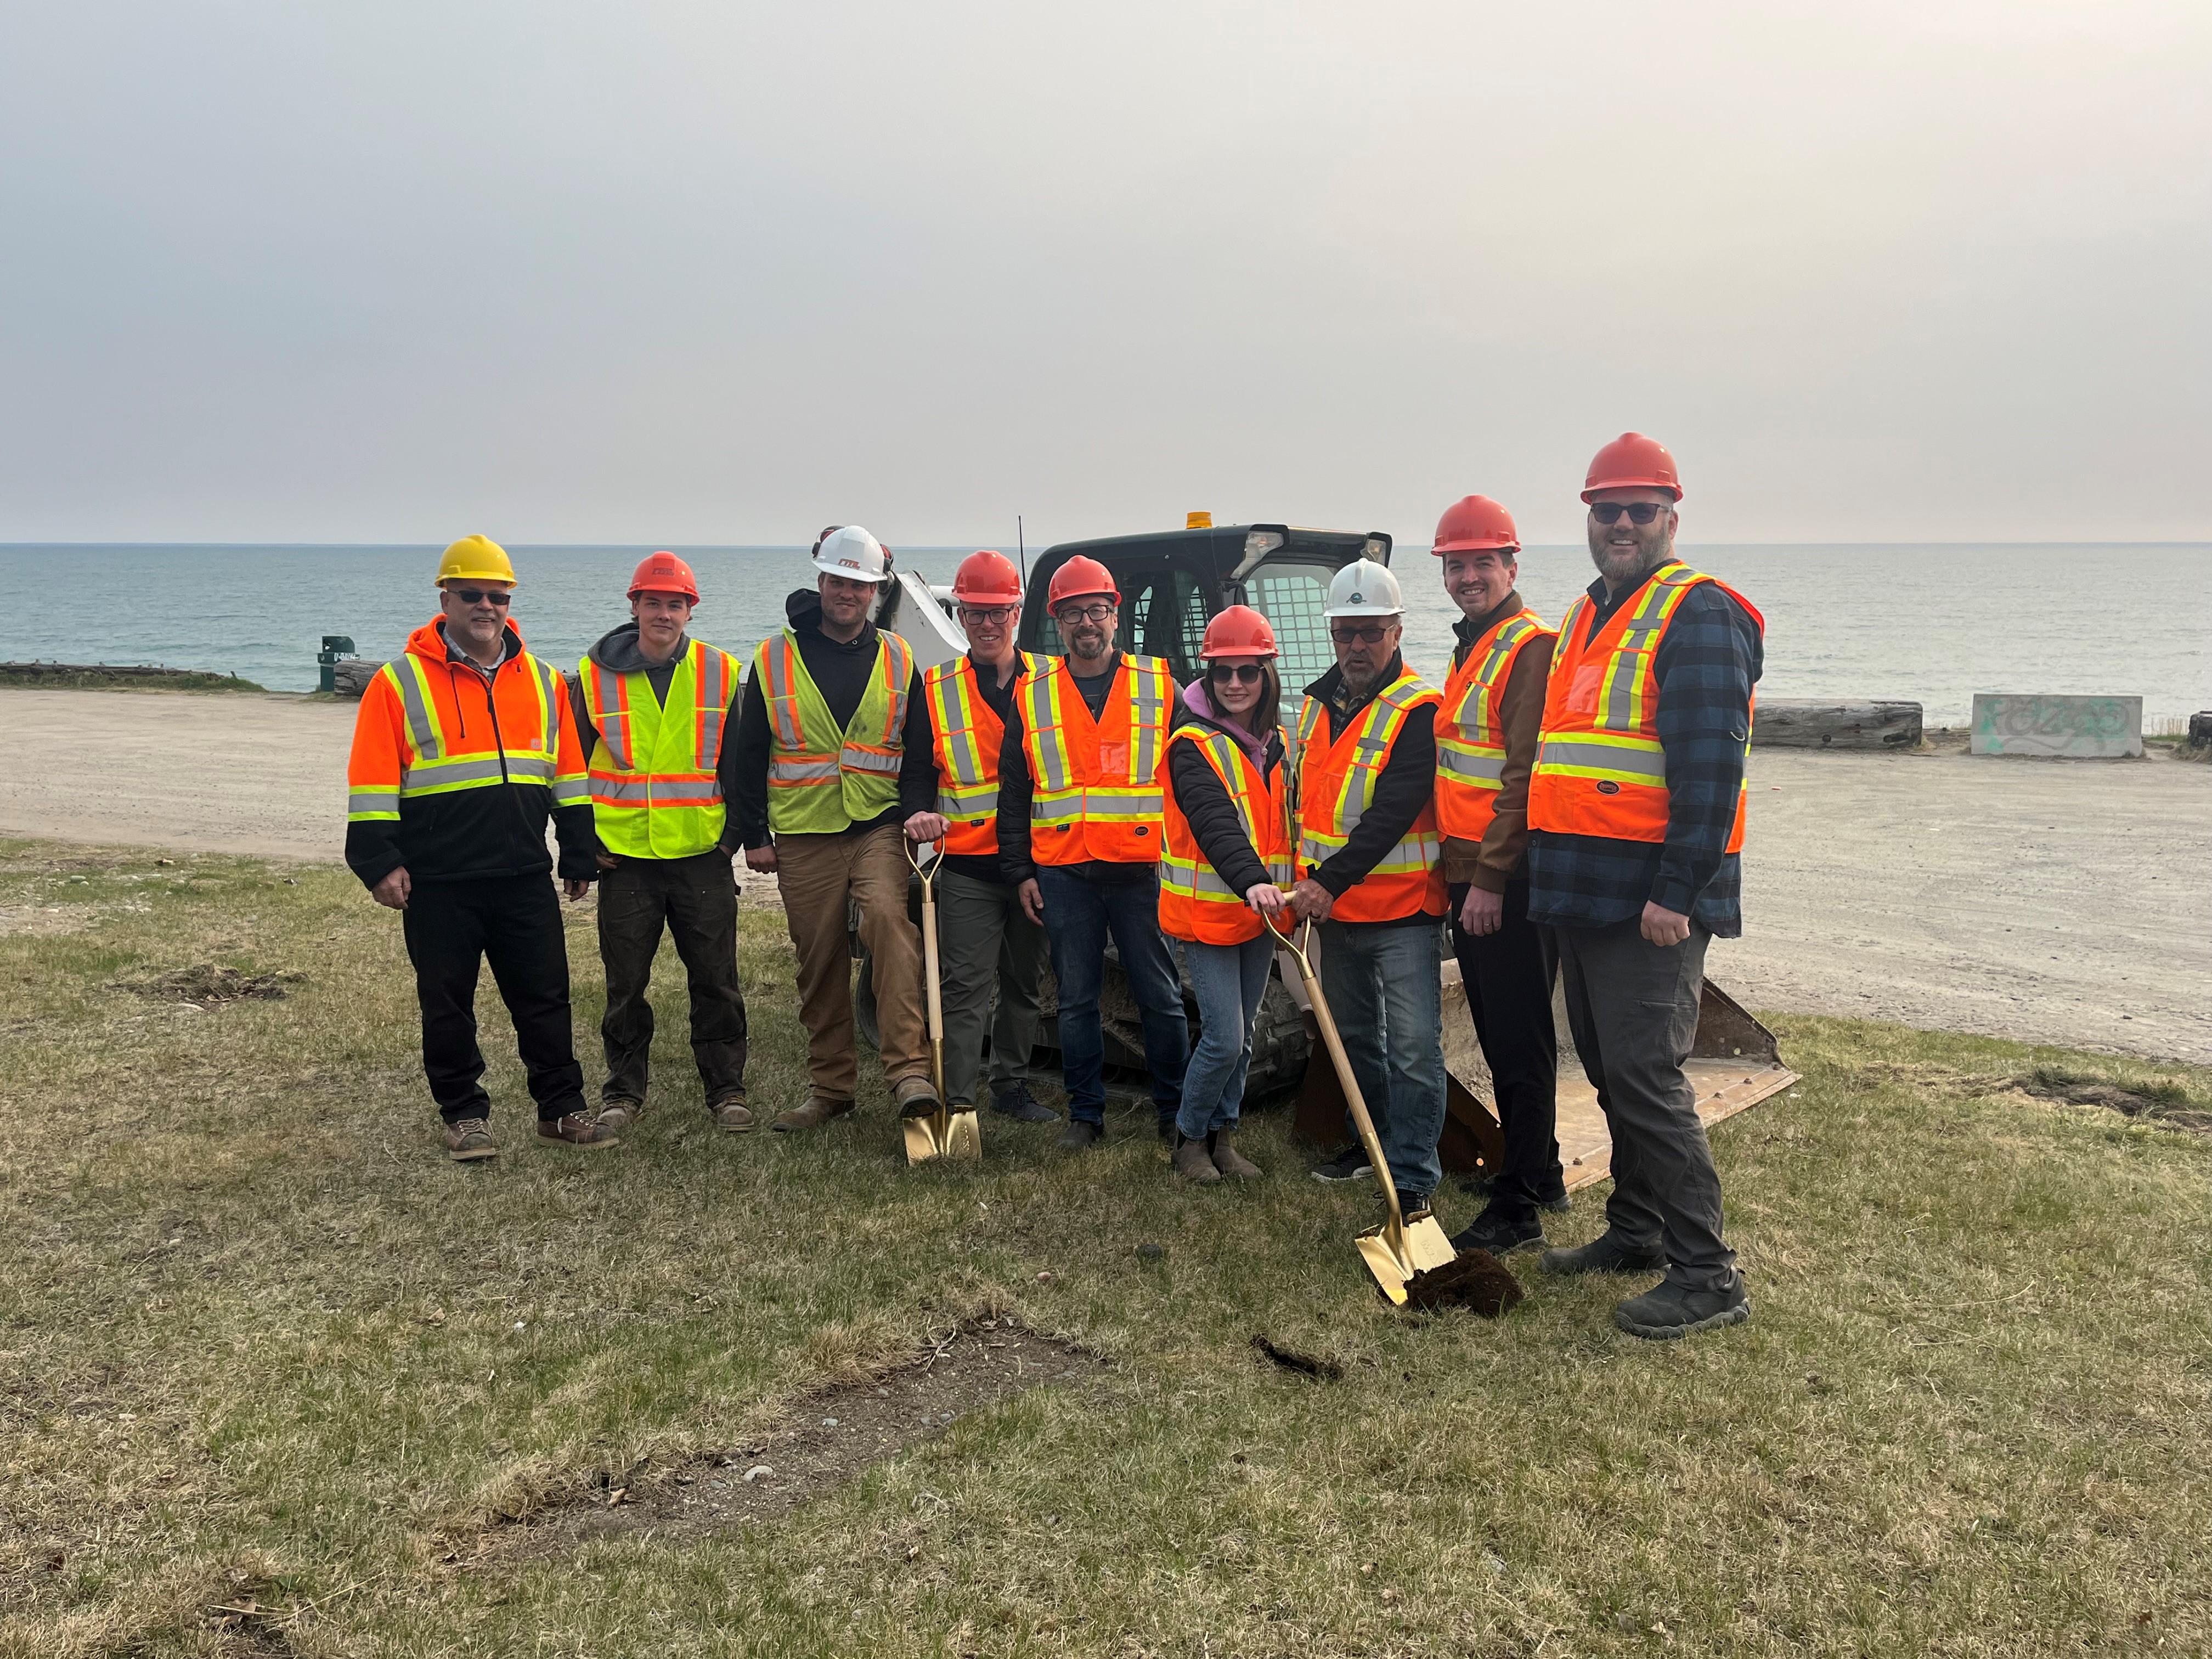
864;520;1797;1177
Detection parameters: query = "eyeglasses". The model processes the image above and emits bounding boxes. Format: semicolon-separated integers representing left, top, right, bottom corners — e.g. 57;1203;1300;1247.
959;606;1015;625
1330;624;1393;645
1055;603;1115;625
1209;663;1266;685
1590;502;1668;526
447;588;512;606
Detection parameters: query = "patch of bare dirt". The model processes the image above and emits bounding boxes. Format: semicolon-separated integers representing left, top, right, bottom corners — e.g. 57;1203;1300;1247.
483;1316;1105;1559
1857;1060;2212;1135
109;964;303;1003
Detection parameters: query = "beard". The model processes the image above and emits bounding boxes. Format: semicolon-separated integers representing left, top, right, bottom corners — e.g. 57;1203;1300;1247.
1068;629;1110;662
1587;528;1672;588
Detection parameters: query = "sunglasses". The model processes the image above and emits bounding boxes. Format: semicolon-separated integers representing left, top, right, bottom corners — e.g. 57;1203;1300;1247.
1209;663;1266;685
1590;502;1668;526
1330;624;1392;645
1055;603;1115;625
447;587;512;606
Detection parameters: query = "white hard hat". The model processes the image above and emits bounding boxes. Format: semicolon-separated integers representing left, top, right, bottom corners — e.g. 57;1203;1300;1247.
812;525;890;584
1324;558;1403;617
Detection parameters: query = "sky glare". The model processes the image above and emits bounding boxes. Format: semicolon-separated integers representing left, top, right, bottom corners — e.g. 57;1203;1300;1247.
3;2;2207;548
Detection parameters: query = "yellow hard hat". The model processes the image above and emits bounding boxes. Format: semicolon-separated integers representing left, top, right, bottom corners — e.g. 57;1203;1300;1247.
437;534;517;586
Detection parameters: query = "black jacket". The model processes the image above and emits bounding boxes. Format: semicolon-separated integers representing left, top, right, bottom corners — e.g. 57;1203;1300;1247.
1300;653;1438;926
730;590;906;847
568;622;748;855
1165;702;1285;899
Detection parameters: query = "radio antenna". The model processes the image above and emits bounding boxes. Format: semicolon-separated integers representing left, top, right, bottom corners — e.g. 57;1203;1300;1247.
1017;515;1027;585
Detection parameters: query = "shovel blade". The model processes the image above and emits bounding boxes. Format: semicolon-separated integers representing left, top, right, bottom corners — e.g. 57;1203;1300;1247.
1353;1214;1460;1306
902;1107;983;1165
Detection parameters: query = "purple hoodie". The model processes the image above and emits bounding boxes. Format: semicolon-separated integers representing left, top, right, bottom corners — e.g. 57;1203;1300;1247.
1181;679;1272;769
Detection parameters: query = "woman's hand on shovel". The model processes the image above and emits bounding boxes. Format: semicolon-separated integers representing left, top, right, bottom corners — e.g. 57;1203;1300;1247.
1245;883;1289;916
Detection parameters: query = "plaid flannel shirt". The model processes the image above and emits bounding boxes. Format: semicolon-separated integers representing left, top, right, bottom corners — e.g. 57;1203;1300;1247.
1527;564;1763;937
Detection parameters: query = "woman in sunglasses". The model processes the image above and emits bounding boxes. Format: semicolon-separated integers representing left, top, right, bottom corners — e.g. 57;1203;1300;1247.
1155;606;1295;1183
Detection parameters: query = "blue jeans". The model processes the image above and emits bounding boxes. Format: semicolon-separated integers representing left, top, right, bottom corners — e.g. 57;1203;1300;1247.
1037;865;1188;1127
1316;918;1446;1199
1177;934;1274;1139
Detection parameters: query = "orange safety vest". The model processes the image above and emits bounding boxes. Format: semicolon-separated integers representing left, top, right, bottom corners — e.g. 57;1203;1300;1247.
1435;609;1554;842
922;651;1032;857
346;618;589;824
752;628;913;835
1159;723;1294;945
1294;667;1446;923
1018;654;1173;865
1528;565;1763;848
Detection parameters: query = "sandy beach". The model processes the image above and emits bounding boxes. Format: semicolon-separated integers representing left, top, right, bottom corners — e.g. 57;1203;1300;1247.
2;686;2207;1063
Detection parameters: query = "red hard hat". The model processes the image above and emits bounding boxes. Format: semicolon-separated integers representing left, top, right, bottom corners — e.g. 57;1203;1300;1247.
1200;605;1277;661
1582;432;1682;503
951;550;1023;605
1046;555;1119;609
1431;495;1520;555
629;551;700;602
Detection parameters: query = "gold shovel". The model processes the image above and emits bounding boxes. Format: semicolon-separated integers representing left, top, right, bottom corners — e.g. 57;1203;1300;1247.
1270;913;1520;1315
902;838;981;1165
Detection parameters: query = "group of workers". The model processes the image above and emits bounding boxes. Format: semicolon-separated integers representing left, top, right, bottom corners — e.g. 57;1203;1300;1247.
345;431;1764;1341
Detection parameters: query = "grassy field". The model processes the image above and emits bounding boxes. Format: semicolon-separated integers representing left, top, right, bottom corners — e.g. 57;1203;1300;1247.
2;838;2207;1658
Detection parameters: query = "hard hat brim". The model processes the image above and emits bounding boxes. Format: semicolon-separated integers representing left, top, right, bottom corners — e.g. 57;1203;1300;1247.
1323;603;1404;618
1580;481;1682;504
811;555;889;584
440;573;518;588
1431;539;1521;554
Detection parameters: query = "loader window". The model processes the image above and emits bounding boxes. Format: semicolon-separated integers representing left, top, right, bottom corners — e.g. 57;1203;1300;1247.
1245;561;1336;690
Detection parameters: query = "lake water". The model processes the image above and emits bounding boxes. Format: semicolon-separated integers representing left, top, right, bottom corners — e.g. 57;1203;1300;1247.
0;542;2204;725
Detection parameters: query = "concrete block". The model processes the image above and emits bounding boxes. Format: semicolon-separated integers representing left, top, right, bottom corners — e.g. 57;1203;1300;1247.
1971;693;2143;758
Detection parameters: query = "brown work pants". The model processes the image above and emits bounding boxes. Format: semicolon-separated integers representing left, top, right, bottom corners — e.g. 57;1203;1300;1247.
774;823;930;1102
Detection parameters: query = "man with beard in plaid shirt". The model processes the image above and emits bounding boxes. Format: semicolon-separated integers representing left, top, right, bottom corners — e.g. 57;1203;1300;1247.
1527;433;1765;1342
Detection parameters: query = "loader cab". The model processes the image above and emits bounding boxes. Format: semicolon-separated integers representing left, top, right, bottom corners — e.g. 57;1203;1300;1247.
1019;521;1392;687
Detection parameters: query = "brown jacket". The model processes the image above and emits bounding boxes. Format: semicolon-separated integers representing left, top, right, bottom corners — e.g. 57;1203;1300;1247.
1440;591;1554;893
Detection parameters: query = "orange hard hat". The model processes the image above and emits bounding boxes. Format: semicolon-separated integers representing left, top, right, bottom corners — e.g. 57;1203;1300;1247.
629;551;700;602
1431;495;1520;555
951;550;1023;605
1046;555;1119;610
1582;432;1681;503
1200;605;1277;661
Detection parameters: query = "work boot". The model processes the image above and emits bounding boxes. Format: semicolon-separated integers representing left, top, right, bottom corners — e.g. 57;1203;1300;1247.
709;1094;754;1133
894;1076;942;1119
1311;1142;1374;1183
772;1097;855;1133
535;1113;619;1150
1055;1119;1103;1153
1171;1132;1221;1184
1458;1170;1571;1215
1393;1189;1434;1224
1539;1232;1667;1277
1449;1206;1545;1258
990;1082;1058;1124
444;1118;498;1163
594;1098;644;1137
1613;1278;1752;1341
1206;1131;1263;1180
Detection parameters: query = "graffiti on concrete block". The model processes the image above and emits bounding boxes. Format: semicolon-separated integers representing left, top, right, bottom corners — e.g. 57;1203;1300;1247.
1971;693;2143;758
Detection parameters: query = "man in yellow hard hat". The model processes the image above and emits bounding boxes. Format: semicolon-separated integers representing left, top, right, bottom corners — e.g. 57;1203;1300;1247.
345;536;614;1160
571;551;751;1138
729;527;937;1133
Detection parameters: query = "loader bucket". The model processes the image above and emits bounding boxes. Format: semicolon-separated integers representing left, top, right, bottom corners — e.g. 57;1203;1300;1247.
1291;950;1799;1194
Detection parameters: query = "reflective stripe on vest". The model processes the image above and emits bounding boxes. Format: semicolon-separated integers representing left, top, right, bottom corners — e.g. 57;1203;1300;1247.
1527;566;1763;849
1018;655;1173;865
924;651;1030;857
1435;610;1553;842
754;629;913;834
1294;668;1446;922
581;639;737;859
383;651;579;803
1159;724;1294;945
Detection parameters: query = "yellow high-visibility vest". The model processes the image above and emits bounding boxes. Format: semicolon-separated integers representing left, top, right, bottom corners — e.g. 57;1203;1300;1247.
580;639;740;859
753;629;913;835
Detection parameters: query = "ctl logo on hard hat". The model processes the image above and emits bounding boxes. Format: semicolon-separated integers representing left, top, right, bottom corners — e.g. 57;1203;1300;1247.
833;558;864;572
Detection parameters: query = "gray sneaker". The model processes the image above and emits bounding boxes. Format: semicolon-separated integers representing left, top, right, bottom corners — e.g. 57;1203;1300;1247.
595;1099;644;1137
1613;1279;1751;1341
1538;1233;1667;1277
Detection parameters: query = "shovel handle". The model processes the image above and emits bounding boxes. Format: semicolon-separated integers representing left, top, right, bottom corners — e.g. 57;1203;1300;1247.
1268;916;1406;1241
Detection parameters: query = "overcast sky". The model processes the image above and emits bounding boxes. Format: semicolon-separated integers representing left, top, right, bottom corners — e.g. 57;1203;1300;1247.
3;2;2207;548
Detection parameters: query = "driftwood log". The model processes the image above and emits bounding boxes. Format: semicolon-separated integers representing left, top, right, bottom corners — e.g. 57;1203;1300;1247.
1751;698;1922;750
